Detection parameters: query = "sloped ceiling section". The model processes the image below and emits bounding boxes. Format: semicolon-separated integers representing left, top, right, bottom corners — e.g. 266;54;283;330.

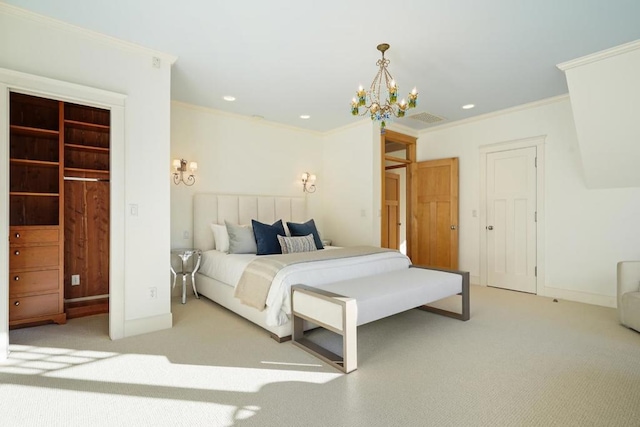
558;40;640;189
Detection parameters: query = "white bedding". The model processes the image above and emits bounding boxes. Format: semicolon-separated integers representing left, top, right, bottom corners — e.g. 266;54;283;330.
199;248;411;326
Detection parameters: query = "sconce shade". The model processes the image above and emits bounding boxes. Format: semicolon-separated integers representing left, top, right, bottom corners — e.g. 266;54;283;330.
173;158;196;186
301;171;317;193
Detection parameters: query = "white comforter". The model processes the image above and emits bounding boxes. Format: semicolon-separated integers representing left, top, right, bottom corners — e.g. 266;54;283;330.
199;248;411;326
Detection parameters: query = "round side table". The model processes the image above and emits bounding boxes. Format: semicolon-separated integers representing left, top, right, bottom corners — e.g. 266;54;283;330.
170;248;202;304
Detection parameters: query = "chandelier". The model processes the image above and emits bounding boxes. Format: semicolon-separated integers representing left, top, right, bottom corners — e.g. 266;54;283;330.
351;43;418;128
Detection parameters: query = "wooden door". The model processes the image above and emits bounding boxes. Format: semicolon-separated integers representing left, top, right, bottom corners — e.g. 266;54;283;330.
486;147;536;293
382;172;400;249
411;158;458;269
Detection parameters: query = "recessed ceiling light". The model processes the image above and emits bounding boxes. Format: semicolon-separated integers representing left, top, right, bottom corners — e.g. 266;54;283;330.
223;96;236;102
462;104;475;110
300;115;311;119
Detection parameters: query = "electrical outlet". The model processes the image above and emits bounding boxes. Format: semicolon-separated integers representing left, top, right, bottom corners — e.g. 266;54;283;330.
183;230;189;239
148;287;157;300
152;56;161;68
71;275;80;286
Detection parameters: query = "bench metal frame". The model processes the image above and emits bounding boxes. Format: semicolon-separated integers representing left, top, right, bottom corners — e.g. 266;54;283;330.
291;265;470;373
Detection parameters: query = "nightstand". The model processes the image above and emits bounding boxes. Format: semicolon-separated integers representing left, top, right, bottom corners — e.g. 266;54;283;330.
170;248;202;304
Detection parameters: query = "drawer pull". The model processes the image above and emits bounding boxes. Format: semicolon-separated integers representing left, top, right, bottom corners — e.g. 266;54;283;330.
15;233;20;238
14;276;19;281
14;250;20;256
14;301;20;306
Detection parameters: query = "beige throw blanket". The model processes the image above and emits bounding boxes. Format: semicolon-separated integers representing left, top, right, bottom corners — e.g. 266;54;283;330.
234;246;396;310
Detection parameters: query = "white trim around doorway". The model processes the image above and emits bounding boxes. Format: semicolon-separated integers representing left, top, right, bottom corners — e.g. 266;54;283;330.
0;68;126;359
479;135;546;294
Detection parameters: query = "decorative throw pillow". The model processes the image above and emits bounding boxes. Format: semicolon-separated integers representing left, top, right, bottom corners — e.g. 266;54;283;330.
287;219;324;250
252;219;286;255
225;221;257;254
278;234;317;254
210;223;230;253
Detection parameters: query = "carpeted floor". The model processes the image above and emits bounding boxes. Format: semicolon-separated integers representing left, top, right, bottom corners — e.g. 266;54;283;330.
2;285;639;426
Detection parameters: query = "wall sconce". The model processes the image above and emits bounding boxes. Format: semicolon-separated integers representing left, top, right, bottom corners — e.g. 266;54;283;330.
173;158;197;186
301;172;316;193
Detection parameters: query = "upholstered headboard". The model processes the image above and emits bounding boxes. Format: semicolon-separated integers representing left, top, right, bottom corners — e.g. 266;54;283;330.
193;193;307;251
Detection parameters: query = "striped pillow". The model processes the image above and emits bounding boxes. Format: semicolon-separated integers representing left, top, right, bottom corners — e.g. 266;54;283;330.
277;234;317;254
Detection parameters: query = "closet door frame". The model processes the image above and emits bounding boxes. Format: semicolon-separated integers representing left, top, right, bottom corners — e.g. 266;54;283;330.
0;68;126;359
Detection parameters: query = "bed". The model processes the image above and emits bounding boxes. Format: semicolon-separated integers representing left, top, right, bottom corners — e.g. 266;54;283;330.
192;193;411;341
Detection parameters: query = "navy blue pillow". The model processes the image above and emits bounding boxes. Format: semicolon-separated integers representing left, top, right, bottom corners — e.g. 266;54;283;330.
287;219;324;250
252;219;286;255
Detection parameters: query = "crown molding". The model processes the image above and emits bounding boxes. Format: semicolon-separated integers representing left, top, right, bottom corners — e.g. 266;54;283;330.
171;101;324;137
418;94;570;135
385;122;420;138
557;39;640;71
1;3;177;64
320;117;375;137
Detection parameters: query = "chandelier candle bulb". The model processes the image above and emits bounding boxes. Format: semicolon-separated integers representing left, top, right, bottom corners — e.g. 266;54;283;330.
398;99;407;117
357;85;366;106
389;80;398;103
408;87;418;108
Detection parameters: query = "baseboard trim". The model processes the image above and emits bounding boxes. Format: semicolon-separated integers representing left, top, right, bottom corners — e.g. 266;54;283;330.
123;313;172;338
539;286;616;308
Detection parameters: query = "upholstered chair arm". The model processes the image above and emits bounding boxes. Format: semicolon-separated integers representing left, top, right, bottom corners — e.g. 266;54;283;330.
617;261;640;306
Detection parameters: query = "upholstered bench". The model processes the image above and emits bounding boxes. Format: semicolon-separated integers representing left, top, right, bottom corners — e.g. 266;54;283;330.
291;265;470;373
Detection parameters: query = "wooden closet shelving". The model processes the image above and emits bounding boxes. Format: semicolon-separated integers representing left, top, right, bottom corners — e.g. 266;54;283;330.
62;102;111;319
8;93;111;327
9;93;66;327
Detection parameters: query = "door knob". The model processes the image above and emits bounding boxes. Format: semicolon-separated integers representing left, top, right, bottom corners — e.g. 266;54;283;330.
14;250;20;255
14;301;20;306
487;225;494;230
450;225;457;230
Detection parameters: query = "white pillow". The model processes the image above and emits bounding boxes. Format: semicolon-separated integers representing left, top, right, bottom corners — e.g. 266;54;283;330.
210;223;230;253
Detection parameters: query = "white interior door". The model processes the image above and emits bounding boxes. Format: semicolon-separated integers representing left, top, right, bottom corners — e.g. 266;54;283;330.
487;147;537;293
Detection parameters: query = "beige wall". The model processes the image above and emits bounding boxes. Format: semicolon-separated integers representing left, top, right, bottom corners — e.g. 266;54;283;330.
321;121;380;247
170;102;324;253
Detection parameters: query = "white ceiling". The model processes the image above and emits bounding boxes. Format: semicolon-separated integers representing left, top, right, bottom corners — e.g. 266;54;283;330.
5;0;640;132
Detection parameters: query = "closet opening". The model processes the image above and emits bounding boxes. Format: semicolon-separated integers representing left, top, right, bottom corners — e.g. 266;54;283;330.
8;92;111;328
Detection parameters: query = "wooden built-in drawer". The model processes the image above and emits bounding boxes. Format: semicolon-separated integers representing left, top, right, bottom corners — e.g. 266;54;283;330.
9;269;59;296
9;245;59;270
9;293;60;321
9;227;59;245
